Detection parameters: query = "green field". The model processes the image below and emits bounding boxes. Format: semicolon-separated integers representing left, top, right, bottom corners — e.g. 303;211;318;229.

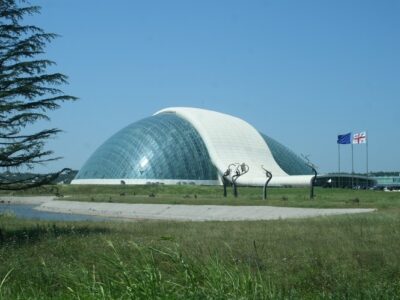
6;184;400;209
1;186;400;299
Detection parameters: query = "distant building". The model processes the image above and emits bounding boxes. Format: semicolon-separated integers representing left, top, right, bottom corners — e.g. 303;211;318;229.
315;174;376;188
72;107;314;186
373;176;400;187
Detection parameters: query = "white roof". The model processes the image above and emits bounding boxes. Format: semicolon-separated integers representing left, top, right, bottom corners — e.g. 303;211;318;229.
155;107;311;186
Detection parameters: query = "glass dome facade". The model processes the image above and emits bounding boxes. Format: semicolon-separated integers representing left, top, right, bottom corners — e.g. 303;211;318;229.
75;113;218;181
261;133;313;175
75;109;312;184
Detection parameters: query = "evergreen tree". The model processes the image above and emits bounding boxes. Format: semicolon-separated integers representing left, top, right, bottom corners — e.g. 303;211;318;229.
0;0;77;190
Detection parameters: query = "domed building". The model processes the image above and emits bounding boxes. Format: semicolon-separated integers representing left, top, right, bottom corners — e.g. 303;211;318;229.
72;107;313;186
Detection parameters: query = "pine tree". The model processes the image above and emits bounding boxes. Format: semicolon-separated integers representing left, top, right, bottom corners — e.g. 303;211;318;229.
0;0;77;190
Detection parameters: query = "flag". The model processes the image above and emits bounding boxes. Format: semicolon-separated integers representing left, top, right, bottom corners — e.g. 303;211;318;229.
353;131;367;144
337;133;351;144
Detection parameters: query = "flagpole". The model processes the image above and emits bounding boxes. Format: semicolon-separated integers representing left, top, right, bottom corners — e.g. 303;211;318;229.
351;141;354;188
366;130;369;184
338;142;341;188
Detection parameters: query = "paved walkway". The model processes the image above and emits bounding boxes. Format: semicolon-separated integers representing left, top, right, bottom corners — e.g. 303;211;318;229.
37;200;375;221
0;196;55;205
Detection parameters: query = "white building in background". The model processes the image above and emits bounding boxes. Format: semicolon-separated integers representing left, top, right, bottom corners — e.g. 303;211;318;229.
72;107;314;186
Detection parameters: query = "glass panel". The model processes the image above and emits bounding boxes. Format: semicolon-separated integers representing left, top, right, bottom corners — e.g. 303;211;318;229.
260;133;312;175
76;113;218;180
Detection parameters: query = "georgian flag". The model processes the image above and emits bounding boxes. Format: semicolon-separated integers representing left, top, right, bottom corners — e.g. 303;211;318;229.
352;131;367;144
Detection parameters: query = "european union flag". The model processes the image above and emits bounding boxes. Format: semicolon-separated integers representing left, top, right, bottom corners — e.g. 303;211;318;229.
337;133;351;144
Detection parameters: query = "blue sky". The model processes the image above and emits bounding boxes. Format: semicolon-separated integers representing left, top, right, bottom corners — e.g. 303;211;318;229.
28;0;399;174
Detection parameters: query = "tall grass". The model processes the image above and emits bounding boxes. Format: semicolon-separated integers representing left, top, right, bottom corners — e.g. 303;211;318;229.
1;206;400;299
61;241;272;299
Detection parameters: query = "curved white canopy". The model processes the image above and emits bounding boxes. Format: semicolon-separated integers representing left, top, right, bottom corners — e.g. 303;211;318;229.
155;107;312;186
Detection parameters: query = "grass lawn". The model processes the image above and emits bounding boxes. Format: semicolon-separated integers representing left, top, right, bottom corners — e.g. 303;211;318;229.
1;185;400;298
4;184;400;208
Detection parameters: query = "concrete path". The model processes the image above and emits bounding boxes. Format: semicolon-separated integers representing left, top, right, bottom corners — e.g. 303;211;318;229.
37;200;375;221
0;196;55;205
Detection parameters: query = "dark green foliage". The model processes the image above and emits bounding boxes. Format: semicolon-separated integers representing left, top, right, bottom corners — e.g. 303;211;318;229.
370;171;400;177
0;0;76;190
0;170;78;184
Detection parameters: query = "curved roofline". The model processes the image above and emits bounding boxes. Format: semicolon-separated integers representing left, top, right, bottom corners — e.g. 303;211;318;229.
72;107;314;187
155;107;292;185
